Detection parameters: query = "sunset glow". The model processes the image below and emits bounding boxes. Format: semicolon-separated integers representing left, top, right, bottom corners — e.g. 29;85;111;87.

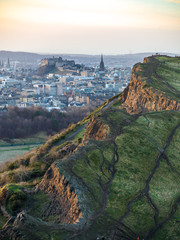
0;0;180;54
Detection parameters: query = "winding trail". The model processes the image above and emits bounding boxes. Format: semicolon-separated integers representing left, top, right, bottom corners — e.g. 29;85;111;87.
163;154;180;177
92;139;119;220
55;125;85;146
112;122;180;240
145;195;180;239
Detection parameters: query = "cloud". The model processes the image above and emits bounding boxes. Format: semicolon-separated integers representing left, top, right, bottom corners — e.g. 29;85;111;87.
166;0;180;3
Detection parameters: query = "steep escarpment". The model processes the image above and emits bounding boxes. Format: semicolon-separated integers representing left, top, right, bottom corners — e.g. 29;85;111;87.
83;115;109;141
121;56;180;114
36;163;82;224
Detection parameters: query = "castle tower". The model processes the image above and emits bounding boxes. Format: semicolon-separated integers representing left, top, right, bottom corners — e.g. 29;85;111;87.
99;54;105;71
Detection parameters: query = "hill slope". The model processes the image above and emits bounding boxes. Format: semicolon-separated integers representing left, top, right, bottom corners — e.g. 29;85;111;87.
0;55;180;240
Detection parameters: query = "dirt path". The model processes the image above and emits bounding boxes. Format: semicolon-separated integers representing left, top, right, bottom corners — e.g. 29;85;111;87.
91;139;119;220
145;195;180;239
112;123;180;240
55;125;85;147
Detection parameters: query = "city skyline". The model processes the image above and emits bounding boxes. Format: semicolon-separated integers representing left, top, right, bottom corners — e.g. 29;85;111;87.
0;0;180;54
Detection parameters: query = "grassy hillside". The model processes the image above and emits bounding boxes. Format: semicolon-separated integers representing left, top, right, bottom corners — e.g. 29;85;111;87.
136;55;180;101
0;55;180;240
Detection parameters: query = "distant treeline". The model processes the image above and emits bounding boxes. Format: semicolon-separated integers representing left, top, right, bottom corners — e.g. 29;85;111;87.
0;106;94;139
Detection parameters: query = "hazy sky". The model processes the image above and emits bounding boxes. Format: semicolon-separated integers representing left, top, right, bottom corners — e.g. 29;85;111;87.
0;0;180;54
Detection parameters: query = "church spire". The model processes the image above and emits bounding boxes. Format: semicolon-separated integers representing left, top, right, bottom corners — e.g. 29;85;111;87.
101;54;103;62
99;54;105;71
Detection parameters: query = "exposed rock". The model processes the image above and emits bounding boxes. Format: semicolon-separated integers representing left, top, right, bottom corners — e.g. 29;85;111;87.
83;115;109;141
121;58;180;114
35;163;82;224
0;186;8;205
36;64;55;76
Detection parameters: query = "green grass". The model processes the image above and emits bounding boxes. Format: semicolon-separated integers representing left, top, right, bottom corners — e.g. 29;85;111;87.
0;144;38;163
133;56;180;101
12;132;49;144
73;127;86;141
0;184;28;214
0;132;48;146
27;192;50;218
105;128;158;220
101;108;134;136
152;56;180;100
67;110;180;238
156;65;180;91
133;111;180;149
123;197;155;236
166;127;180;173
152;207;180;240
149;159;180;222
6;183;22;192
0;211;6;229
73;152;104;208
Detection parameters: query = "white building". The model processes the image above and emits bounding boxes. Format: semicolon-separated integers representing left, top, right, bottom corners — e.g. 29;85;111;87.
2;78;20;87
57;83;63;95
44;84;57;96
33;84;44;95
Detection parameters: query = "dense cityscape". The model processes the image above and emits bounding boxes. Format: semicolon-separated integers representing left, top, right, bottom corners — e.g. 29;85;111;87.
0;55;131;111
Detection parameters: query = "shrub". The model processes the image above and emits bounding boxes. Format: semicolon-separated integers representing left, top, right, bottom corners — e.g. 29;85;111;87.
8;190;27;212
8;167;31;183
7;161;19;171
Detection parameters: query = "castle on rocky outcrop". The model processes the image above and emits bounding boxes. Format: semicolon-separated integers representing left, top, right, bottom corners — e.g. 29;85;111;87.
41;56;75;68
37;56;82;76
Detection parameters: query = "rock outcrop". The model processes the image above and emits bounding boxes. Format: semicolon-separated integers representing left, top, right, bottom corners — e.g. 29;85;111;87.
36;163;82;224
121;57;180;114
83;115;109;141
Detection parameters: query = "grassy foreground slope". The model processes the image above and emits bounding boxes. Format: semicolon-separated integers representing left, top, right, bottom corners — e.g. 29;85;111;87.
0;55;180;240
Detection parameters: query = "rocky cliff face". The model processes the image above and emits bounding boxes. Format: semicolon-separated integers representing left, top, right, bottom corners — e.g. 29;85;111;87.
121;57;180;114
36;163;82;224
83;115;109;141
36;64;55;76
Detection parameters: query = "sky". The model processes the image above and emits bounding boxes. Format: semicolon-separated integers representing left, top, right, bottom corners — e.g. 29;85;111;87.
0;0;180;54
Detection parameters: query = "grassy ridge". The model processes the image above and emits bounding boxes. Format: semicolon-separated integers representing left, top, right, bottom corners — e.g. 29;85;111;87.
69;109;180;239
135;56;180;101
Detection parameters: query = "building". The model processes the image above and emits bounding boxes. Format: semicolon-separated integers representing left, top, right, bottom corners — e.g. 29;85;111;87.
113;72;119;83
44;84;57;96
57;83;63;95
99;54;105;71
2;78;20;87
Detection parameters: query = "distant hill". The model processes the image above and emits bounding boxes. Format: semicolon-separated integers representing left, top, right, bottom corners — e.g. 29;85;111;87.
0;55;180;240
0;50;178;67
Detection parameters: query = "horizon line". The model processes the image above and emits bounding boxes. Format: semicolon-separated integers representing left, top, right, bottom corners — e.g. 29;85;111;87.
0;50;179;56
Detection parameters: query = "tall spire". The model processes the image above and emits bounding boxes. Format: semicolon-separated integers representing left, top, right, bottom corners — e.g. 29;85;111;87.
99;54;105;71
101;54;103;62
